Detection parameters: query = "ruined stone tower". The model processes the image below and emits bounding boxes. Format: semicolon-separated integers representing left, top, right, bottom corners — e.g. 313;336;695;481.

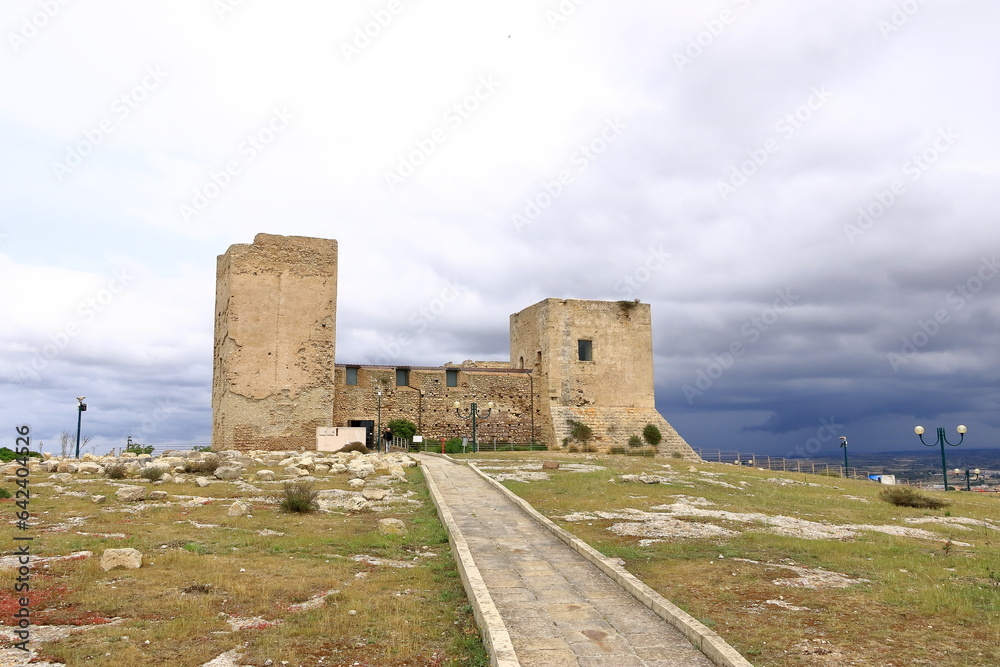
212;234;338;450
510;299;696;458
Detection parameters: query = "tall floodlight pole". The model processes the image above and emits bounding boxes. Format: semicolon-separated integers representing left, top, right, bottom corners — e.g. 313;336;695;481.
839;436;848;475
74;396;87;459
376;385;382;452
914;425;967;491
453;401;494;453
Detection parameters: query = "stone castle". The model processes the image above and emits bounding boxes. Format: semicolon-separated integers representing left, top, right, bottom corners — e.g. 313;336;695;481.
213;233;696;458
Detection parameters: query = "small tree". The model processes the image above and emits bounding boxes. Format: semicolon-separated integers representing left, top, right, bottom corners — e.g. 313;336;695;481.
387;419;417;440
59;431;72;457
642;424;662;446
627;435;642;448
568;420;593;444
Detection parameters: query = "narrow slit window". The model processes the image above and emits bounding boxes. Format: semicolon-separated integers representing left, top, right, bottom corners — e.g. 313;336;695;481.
446;369;458;387
578;339;593;361
396;368;409;386
346;367;359;386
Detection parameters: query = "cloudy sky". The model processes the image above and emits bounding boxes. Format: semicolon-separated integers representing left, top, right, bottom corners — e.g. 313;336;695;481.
2;0;998;458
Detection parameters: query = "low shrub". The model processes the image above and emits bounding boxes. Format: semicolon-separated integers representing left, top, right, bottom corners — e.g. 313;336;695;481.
568;420;594;443
140;466;165;482
340;441;368;454
183;458;220;475
0;447;41;462
0;488;11;499
105;461;129;479
642;424;662;446
627;435;643;448
609;445;627;455
671;451;684;459
443;438;464;454
281;480;319;513
879;486;949;509
626;446;657;457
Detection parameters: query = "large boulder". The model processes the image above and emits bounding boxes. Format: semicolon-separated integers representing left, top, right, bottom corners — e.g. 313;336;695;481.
77;462;102;474
214;466;243;481
256;470;276;482
345;496;370;512
362;488;387;501
56;461;78;473
116;485;146;502
100;548;143;571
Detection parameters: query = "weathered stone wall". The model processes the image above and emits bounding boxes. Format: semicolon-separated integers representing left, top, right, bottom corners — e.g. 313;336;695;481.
212;234;338;451
511;298;696;458
332;363;538;445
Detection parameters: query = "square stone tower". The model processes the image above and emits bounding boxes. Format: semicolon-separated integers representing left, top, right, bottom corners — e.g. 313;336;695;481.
510;298;696;458
212;234;338;451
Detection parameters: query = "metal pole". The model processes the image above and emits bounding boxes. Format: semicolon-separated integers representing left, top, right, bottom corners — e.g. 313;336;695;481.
938;428;949;491
471;402;478;453
75;404;83;459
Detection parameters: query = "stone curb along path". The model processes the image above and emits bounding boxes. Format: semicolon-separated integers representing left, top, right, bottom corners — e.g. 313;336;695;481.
417;453;753;667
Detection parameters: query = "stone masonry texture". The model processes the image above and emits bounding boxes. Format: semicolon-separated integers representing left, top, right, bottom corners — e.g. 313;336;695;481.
212;235;696;458
212;233;338;451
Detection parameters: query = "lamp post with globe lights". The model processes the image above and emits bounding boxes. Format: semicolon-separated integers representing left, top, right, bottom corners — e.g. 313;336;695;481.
453;401;493;453
914;425;967;491
954;468;981;492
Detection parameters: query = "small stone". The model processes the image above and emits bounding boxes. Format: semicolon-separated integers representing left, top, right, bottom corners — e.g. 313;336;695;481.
687;466;698;473
345;496;370;512
100;548;143;571
160;473;173;484
378;518;407;536
54;472;74;483
348;478;366;489
149;491;168;501
542;461;560;470
256;469;276;482
92;495;107;504
361;488;387;501
195;477;211;488
228;502;249;517
115;485;146;502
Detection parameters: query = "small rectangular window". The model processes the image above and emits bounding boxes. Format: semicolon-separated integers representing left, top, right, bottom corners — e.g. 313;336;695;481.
446;369;458;387
578;339;593;361
396;368;409;386
346;367;359;386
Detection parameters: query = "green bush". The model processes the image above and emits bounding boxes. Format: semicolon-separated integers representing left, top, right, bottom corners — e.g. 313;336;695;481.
610;445;627;455
627;446;657;457
0;488;11;499
125;440;154;455
0;448;41;462
183;458;220;475
388;419;417;440
568;420;593;443
443;438;464;454
879;486;949;509
281;481;319;513
340;441;368;454
105;461;129;479
671;451;684;459
627;435;642;448
140;466;165;482
642;424;662;446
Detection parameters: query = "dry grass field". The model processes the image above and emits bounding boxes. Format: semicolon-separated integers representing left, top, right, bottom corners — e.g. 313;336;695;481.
0;459;487;667
462;452;1000;667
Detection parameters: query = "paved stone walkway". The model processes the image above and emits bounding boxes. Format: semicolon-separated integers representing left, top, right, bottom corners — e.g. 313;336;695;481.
417;455;719;667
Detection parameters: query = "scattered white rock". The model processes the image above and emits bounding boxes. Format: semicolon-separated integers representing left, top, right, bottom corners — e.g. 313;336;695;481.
149;491;168;501
228;502;249;517
256;470;276;482
345;496;370;512
378;518;407;536
348;478;366;489
100;548;143;571
214;466;242;481
115;486;146;502
195;477;211;488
